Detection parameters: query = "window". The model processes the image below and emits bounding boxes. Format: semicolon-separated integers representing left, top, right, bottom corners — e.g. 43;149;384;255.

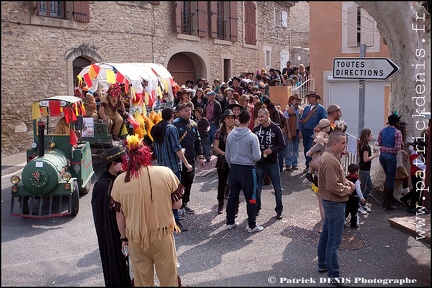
265;50;271;67
347;6;374;47
342;2;380;53
35;1;89;23
210;1;238;42
275;9;288;28
244;1;256;45
37;1;65;18
175;1;206;37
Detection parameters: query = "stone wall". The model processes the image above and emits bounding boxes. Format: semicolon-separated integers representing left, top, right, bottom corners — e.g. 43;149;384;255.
290;1;309;48
1;1;294;157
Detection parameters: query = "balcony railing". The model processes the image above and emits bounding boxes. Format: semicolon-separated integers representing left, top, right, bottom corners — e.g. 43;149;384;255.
291;78;315;105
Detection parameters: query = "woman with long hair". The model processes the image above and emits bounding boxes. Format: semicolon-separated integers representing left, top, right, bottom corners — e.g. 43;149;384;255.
213;109;236;214
191;88;208;111
357;128;379;214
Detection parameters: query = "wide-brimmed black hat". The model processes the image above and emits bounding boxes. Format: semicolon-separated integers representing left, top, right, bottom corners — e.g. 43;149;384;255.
100;145;125;167
221;109;235;120
387;113;401;126
225;102;244;111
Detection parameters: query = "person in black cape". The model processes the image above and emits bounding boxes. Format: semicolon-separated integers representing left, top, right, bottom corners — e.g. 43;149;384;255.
91;146;132;287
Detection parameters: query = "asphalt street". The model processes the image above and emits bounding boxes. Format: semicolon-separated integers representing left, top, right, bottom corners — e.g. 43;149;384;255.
1;150;431;287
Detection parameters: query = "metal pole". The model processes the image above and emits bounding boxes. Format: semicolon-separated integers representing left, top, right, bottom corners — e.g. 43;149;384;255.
358;44;366;136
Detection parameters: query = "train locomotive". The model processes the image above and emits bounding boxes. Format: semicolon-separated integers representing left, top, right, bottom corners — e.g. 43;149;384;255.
10;96;94;218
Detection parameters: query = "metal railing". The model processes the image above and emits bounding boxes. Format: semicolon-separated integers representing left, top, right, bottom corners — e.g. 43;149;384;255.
291;78;315;105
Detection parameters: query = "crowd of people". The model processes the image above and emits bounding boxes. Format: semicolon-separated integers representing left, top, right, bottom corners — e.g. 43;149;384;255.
89;67;429;287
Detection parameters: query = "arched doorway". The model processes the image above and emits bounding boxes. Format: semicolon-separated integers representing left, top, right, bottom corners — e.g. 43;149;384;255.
72;57;91;88
167;53;196;86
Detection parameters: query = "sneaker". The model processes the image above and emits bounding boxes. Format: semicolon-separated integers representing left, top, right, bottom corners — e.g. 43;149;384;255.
306;173;314;183
183;205;195;214
362;205;371;213
358;207;368;215
226;222;239;230
318;267;327;273
176;222;188;232
247;225;264;233
276;213;283;220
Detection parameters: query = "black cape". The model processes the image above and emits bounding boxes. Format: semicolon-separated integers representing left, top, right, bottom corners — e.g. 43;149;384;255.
91;171;131;287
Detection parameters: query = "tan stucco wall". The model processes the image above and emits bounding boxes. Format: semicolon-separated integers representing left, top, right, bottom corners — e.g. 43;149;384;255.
309;2;390;98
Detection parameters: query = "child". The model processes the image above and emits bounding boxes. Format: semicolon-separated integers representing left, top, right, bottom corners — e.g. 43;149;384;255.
305;118;331;183
345;164;367;228
357;128;379;214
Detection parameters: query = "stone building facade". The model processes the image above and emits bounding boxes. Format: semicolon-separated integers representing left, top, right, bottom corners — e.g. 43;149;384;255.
1;1;299;156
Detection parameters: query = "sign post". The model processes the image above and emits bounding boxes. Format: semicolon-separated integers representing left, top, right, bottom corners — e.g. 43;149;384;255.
359;44;366;136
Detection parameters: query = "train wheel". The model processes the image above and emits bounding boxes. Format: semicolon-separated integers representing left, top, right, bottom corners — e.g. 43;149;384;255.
70;182;79;216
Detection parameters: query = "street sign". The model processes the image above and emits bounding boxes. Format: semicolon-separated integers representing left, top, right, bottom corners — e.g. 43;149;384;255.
333;57;399;80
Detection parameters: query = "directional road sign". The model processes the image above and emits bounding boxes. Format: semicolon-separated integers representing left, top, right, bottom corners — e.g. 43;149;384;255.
333;57;400;80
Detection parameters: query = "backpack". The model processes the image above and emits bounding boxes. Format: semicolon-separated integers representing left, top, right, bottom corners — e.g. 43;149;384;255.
150;121;166;144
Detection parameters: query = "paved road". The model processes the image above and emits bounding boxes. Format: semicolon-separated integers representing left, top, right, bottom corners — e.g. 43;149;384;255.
1;151;430;287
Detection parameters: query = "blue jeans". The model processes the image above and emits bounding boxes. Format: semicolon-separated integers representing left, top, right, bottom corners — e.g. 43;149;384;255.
201;136;211;160
359;169;373;200
227;164;258;229
284;134;300;167
255;163;283;214
317;200;346;278
301;129;314;168
173;170;182;223
209;123;218;147
379;152;397;190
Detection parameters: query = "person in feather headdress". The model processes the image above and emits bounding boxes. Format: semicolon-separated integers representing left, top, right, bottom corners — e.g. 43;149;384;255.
110;135;184;287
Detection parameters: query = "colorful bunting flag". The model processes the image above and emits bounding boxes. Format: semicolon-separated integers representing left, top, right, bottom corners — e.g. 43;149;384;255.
69;128;78;146
32;102;41;120
116;71;125;84
63;106;72;124
106;70;116;84
49;101;62;117
83;73;93;88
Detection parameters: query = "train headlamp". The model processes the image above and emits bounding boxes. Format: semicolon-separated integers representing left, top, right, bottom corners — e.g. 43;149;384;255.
10;175;20;185
61;172;71;182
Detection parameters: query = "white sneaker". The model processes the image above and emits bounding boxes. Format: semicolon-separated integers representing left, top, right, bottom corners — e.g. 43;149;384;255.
227;222;239;230
363;205;372;213
247;225;264;233
358;207;368;215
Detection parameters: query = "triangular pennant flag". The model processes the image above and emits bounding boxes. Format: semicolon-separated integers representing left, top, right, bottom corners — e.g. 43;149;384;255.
69;128;78;146
32;102;41;119
83;73;93;88
92;64;100;75
106;70;116;84
120;123;129;136
49;101;62;117
116;71;125;84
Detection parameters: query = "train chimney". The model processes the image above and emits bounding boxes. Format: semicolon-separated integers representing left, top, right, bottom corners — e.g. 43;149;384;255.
38;121;45;157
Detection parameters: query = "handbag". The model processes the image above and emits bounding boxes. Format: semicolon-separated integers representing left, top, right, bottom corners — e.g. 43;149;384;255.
395;150;408;180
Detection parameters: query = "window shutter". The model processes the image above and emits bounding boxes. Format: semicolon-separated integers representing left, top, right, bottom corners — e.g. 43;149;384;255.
244;2;256;45
196;1;207;37
361;9;374;47
229;1;238;42
347;6;358;48
175;1;183;33
210;1;218;38
73;1;89;23
281;11;288;28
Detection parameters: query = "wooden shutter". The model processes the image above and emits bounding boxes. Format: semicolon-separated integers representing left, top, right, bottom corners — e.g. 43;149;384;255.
229;1;238;42
175;1;183;33
210;1;218;38
196;1;207;37
73;1;89;23
361;9;374;47
347;6;358;48
244;2;256;45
